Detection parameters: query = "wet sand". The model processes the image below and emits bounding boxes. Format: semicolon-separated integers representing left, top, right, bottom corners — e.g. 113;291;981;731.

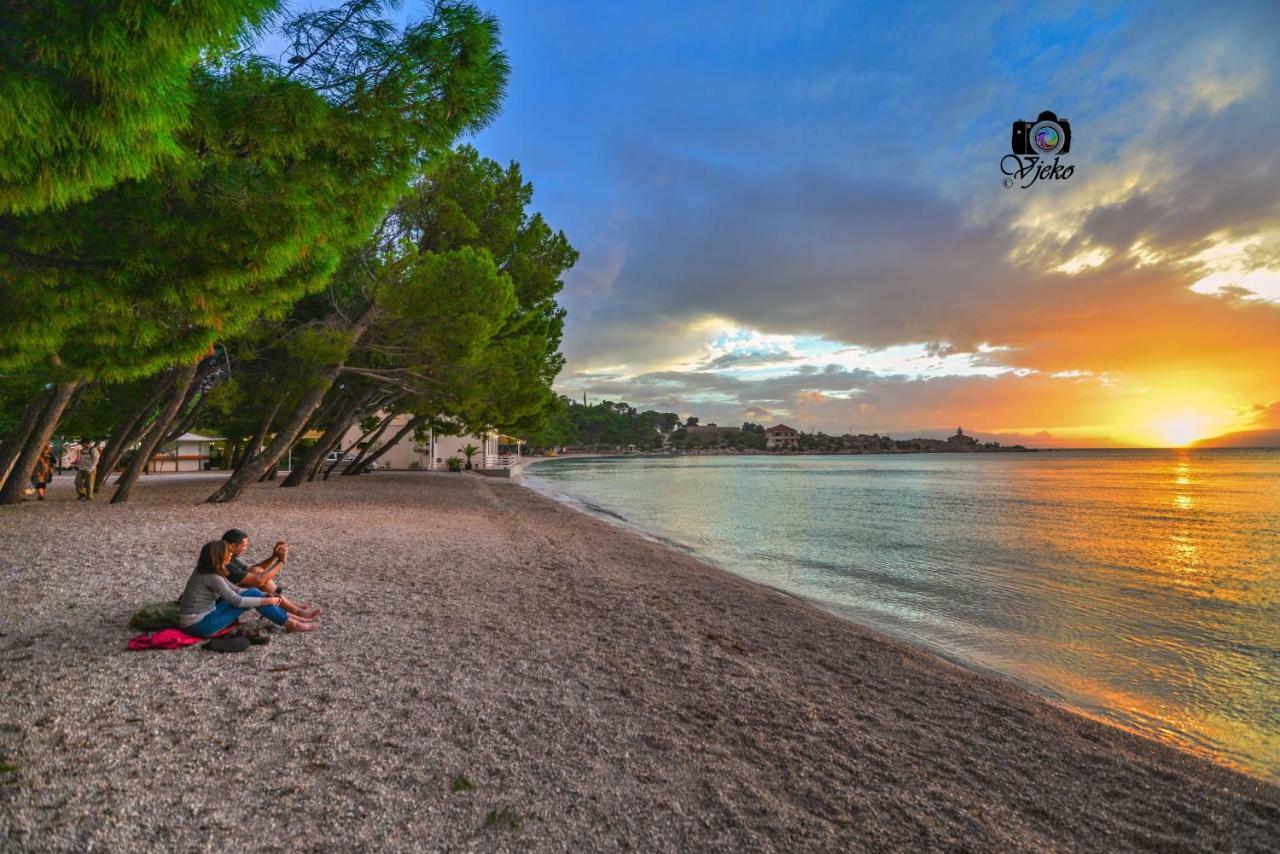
1;472;1276;851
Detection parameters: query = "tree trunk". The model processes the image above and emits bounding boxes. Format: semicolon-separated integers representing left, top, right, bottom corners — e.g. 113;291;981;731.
97;370;179;489
341;411;396;474
161;392;208;447
95;410;143;490
269;391;344;487
206;370;341;503
161;380;212;445
111;361;198;504
280;392;365;488
323;394;394;480
244;399;282;464
0;395;47;488
0;380;82;505
206;305;379;503
349;415;423;475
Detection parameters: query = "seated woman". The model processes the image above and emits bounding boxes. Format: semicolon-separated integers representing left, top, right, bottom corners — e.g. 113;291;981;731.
178;540;317;637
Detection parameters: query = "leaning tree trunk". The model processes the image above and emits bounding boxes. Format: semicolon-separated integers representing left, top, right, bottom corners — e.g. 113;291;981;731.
323;419;381;480
206;306;378;504
341;411;397;475
161;374;214;445
95;409;143;491
0;395;48;488
261;392;340;485
348;415;424;475
97;370;178;489
0;380;82;505
111;361;198;504
280;392;365;488
206;369;340;503
321;391;396;480
243;399;282;465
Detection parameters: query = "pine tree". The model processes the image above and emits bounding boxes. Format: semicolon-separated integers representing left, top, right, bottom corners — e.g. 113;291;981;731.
0;1;509;502
0;0;280;214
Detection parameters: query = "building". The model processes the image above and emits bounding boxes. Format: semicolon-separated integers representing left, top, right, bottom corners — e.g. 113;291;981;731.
764;424;800;450
333;413;520;471
947;427;979;447
148;432;223;472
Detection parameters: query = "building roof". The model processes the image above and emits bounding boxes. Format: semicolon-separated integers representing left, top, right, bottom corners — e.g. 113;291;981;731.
172;432;224;443
765;424;798;434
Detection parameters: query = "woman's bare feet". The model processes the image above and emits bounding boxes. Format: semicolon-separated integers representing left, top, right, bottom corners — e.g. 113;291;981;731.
284;617;318;633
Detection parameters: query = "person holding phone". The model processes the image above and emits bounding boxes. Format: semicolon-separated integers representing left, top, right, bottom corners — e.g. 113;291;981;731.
179;540;317;637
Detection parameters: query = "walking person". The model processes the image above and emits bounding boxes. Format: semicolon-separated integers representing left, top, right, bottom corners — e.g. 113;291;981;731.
74;440;100;500
29;445;53;500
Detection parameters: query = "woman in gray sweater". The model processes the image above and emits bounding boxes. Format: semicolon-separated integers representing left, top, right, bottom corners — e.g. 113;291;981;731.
179;540;317;636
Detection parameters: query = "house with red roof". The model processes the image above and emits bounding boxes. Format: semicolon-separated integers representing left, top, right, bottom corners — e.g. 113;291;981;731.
764;424;799;450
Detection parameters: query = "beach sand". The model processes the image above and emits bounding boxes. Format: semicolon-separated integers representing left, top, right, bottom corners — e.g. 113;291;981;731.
1;472;1276;852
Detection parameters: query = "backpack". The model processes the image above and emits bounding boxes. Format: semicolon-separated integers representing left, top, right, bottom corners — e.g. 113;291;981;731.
128;601;181;632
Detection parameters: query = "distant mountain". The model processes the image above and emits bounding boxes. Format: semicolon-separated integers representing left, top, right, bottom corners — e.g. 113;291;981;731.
1193;429;1280;448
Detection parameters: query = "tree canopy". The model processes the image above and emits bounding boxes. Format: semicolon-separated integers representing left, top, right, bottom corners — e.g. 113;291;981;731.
0;0;280;214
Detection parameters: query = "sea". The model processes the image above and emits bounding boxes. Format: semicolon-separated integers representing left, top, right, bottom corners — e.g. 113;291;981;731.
525;449;1280;782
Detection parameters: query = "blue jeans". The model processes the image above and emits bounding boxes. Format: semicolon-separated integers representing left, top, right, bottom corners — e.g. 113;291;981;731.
186;589;288;637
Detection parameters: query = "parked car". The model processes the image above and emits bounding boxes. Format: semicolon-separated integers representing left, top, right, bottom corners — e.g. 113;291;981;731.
323;451;378;470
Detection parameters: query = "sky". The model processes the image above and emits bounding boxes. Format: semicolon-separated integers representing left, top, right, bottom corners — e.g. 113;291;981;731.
314;1;1280;446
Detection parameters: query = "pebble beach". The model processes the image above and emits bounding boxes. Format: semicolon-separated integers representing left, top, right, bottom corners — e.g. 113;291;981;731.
1;471;1277;851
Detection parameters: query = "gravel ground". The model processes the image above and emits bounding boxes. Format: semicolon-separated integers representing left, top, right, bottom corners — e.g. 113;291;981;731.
0;471;1277;852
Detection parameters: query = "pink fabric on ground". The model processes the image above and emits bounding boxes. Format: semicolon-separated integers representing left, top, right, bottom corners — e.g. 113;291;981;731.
127;626;230;651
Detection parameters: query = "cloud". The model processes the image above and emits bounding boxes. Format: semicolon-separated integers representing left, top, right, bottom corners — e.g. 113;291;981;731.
492;0;1280;443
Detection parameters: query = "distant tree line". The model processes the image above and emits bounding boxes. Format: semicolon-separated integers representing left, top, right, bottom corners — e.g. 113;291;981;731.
523;399;682;451
520;402;1027;455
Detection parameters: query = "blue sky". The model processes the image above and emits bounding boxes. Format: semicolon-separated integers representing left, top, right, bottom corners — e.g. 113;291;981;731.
280;1;1280;445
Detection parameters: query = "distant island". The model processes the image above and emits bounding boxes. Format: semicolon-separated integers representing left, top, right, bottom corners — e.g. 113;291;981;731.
526;398;1031;455
1193;428;1280;449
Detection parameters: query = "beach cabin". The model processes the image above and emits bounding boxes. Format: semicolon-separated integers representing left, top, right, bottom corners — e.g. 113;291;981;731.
148;432;223;472
764;424;800;450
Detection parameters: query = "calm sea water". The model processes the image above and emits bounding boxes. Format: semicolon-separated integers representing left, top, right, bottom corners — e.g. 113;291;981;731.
526;450;1280;781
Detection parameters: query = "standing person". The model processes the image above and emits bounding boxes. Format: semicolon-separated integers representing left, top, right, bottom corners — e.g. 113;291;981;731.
178;540;317;636
74;440;100;500
29;445;53;500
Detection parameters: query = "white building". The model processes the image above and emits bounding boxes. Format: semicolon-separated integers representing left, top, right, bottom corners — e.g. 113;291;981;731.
764;424;800;450
148;432;223;472
334;414;521;471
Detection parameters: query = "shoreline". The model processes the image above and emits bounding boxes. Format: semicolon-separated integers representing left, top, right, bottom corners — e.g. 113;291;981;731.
2;473;1277;850
518;459;1273;782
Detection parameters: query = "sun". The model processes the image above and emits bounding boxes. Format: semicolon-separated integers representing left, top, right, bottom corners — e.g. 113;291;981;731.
1149;412;1214;447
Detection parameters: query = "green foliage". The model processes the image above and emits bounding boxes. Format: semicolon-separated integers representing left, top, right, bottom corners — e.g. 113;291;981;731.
451;775;473;793
0;0;280;214
377;146;576;437
524;398;681;451
0;1;510;388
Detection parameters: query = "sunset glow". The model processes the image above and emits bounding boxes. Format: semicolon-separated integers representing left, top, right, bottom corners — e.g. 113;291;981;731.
510;3;1280;447
1148;413;1217;448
